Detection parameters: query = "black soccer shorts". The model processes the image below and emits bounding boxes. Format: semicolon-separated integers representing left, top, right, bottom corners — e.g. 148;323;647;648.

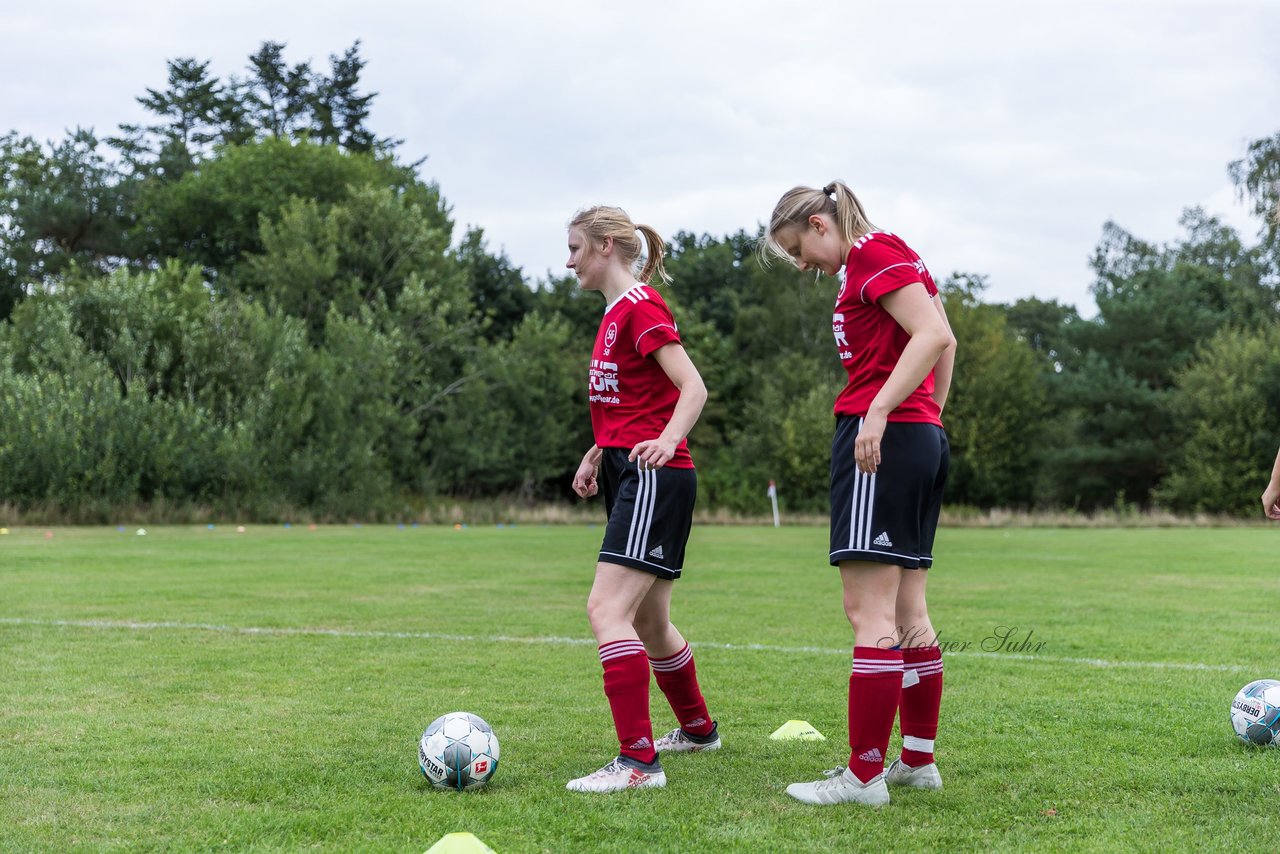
829;416;950;569
597;447;697;580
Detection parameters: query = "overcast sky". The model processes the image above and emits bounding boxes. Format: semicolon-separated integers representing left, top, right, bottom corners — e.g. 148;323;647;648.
5;0;1279;315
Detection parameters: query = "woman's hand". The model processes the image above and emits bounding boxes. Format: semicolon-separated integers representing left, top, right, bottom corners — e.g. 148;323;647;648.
630;437;677;471
1263;481;1280;520
855;411;887;474
572;458;599;498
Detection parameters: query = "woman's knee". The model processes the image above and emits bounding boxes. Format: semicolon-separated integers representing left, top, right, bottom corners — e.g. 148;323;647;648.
586;594;625;635
844;601;896;639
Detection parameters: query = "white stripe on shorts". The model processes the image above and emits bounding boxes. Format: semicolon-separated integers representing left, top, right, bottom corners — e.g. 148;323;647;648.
848;419;877;552
642;468;657;557
626;467;657;560
625;467;645;556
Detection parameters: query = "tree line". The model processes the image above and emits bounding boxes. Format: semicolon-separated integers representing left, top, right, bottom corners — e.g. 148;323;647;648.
1;43;1277;520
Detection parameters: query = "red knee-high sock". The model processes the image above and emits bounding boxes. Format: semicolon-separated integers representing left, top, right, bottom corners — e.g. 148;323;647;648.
599;639;656;764
847;646;903;783
650;643;713;736
899;645;943;767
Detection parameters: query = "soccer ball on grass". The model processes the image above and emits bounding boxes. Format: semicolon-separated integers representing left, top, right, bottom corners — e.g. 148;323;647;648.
418;712;500;789
1230;679;1280;747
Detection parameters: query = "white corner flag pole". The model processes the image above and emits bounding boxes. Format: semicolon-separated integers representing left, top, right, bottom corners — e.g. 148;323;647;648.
768;480;780;528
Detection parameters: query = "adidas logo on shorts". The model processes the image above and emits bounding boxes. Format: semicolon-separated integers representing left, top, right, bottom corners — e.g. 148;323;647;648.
648;545;664;559
873;531;893;548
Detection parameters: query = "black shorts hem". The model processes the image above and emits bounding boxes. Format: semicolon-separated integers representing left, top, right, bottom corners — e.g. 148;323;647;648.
829;548;931;570
598;551;681;580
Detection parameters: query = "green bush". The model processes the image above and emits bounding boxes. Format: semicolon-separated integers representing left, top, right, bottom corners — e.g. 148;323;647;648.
1157;323;1280;515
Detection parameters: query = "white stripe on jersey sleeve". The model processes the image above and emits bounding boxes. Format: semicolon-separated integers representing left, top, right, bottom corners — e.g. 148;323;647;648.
858;263;916;304
634;323;677;352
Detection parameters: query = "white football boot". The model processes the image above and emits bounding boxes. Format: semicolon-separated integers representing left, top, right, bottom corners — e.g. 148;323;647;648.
654;722;721;753
886;757;943;789
785;766;890;806
566;756;666;793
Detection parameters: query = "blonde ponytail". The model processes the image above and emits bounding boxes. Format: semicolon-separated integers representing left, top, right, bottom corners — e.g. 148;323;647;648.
635;223;672;285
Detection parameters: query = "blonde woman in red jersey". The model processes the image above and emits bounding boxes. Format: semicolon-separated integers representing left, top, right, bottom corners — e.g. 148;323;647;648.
563;206;721;793
761;182;956;806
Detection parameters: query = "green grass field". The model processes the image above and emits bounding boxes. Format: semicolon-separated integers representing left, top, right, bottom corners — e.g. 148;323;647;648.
2;524;1279;852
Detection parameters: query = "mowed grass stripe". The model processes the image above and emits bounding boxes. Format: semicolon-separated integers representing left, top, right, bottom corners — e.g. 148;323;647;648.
2;525;1276;667
0;616;1256;673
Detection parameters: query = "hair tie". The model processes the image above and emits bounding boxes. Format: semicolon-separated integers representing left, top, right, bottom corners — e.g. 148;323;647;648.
822;183;836;197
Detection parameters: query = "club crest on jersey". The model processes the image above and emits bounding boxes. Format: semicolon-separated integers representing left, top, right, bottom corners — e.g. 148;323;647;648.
604;322;618;350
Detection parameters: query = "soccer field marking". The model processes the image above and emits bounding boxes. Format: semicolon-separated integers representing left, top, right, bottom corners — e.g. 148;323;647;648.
0;616;1250;673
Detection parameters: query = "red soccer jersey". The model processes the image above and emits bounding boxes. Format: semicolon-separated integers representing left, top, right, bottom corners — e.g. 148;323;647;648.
832;232;943;426
588;284;694;468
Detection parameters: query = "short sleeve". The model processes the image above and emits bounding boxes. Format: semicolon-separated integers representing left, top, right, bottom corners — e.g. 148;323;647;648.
852;237;926;304
630;297;681;358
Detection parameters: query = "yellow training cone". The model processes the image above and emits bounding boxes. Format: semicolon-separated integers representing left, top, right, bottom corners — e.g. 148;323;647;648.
769;720;826;741
424;832;496;854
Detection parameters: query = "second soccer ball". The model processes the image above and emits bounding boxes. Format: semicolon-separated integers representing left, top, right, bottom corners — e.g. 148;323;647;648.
1230;679;1280;747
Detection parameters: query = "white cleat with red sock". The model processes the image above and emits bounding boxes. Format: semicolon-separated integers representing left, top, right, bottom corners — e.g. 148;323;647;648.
566;756;666;793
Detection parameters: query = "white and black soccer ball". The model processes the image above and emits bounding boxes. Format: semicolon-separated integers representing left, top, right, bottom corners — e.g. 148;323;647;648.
418;712;500;790
1230;679;1280;747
